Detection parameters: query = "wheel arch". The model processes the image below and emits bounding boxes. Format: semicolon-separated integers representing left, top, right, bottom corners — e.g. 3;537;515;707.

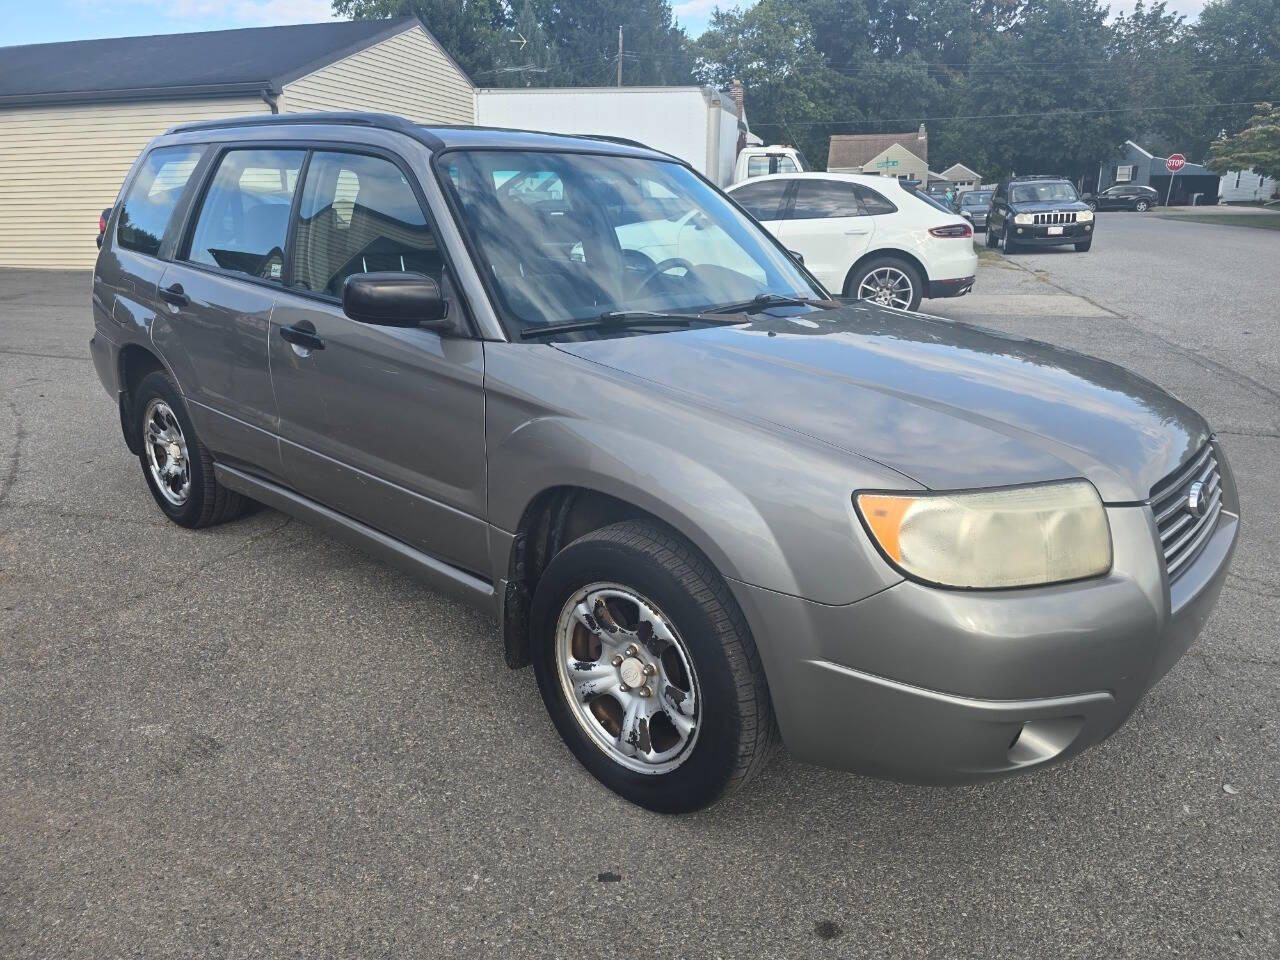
116;344;171;455
842;247;930;297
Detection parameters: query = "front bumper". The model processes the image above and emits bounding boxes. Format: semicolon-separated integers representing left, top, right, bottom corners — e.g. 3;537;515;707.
731;491;1239;784
1010;220;1094;245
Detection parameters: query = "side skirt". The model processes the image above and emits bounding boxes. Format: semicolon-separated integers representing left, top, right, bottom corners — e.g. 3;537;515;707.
214;464;498;616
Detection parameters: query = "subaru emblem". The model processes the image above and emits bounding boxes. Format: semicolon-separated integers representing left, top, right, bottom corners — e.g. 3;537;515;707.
1186;481;1207;518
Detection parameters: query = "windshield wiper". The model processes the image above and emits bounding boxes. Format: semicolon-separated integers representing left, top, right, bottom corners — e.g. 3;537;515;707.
705;293;834;315
520;310;746;340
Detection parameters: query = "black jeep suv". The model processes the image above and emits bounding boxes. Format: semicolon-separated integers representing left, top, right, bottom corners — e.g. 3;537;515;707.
986;176;1095;253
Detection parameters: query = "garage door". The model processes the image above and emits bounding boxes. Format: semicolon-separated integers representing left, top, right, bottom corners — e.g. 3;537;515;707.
0;97;265;270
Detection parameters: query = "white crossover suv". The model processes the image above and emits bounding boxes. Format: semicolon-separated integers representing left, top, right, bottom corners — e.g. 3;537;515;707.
726;172;978;311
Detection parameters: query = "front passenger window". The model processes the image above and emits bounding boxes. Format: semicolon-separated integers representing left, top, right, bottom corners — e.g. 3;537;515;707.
291;152;441;298
186;149;304;282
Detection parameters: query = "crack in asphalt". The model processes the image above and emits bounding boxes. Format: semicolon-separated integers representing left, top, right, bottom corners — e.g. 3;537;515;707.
0;397;24;508
0;348;88;362
1001;254;1280;410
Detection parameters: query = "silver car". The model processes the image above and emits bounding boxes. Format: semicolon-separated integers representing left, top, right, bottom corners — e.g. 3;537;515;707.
90;115;1239;812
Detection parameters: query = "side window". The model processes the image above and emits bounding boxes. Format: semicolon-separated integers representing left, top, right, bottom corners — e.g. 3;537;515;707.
746;155;770;178
775;156;799;174
853;184;898;216
291;151;441;297
789;180;861;220
116;146;204;256
729;180;788;221
186;149;304;282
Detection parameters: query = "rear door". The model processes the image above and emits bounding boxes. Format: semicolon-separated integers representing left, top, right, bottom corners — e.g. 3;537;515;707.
268;148;489;575
775;178;874;291
152;146;304;476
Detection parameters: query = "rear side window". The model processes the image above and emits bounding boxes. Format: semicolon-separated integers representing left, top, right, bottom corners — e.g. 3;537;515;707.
730;180;789;221
290;152;441;298
789;180;861;220
185;148;305;282
116;146;204;256
854;184;897;215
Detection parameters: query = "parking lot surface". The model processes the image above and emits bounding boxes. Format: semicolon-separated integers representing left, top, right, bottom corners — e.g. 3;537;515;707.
2;212;1278;958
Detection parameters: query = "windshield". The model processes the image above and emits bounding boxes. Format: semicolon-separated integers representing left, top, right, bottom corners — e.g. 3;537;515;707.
1011;181;1079;203
960;191;992;207
440;150;819;337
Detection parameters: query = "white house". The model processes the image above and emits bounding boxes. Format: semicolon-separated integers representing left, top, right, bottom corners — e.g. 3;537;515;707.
1219;169;1278;203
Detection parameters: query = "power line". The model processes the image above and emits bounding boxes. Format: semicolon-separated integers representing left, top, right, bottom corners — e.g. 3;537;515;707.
749;99;1273;129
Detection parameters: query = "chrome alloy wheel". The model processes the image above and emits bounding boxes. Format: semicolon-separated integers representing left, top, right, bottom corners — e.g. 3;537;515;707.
856;266;914;310
143;398;191;506
554;583;700;774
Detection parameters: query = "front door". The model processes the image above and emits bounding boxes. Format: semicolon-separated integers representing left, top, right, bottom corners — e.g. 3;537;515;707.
153;146;306;476
268;149;489;576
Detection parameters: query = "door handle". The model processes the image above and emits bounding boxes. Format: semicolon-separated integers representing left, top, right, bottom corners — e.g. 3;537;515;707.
159;283;188;307
844;227;871;235
279;322;325;351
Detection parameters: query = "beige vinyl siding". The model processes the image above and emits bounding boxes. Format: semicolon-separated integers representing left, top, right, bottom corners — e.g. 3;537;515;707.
281;25;474;124
0;96;265;269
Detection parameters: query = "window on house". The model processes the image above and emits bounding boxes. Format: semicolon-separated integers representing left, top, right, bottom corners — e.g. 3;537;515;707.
1116;165;1135;183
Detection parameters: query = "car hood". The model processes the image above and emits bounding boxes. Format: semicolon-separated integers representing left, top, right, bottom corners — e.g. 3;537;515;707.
1011;200;1091;213
553;303;1209;502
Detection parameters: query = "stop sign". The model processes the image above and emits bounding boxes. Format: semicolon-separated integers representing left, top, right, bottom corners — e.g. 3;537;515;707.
1166;153;1187;173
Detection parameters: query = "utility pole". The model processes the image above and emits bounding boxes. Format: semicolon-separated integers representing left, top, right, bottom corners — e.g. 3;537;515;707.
617;26;623;87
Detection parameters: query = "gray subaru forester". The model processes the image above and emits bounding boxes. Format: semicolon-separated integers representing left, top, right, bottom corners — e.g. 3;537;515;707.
90;113;1239;812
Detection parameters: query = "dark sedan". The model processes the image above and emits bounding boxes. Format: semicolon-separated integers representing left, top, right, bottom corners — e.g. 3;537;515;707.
955;189;993;231
1084;184;1158;212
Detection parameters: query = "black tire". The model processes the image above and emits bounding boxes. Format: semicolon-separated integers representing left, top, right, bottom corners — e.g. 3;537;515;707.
985;223;998;247
530;520;778;813
1134;199;1150;212
133;370;246;528
1003;223;1018;253
1074;239;1093;252
844;256;923;311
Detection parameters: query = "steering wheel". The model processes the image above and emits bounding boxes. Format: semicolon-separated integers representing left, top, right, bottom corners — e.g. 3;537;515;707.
631;257;696;296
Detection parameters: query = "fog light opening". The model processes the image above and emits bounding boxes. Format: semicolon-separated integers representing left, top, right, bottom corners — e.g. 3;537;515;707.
1007;716;1086;766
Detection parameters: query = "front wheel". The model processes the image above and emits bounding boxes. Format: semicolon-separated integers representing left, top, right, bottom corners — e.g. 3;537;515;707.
1003;224;1018;254
846;257;923;311
1134;199;1150;212
985;223;999;247
1074;238;1093;252
530;520;778;813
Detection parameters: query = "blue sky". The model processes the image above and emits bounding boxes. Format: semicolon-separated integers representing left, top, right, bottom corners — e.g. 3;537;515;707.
2;0;1211;49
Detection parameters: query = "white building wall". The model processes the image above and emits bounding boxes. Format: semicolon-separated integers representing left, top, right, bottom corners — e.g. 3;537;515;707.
1218;170;1278;203
0;96;265;269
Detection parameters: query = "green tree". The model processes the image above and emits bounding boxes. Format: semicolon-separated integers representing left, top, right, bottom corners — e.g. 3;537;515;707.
1194;0;1280;140
527;0;694;86
1206;102;1280;181
332;0;512;81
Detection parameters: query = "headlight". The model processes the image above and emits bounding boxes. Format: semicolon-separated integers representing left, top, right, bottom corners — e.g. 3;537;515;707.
1013;213;1034;225
1077;209;1094;222
855;481;1112;589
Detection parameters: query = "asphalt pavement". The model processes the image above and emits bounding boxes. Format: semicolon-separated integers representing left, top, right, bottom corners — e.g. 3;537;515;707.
2;211;1278;959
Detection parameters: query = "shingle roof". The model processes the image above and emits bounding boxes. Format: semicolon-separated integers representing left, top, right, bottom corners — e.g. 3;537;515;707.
0;18;431;106
827;130;927;170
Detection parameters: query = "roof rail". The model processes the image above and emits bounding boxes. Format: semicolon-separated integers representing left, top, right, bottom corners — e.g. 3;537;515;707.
580;133;684;165
164;111;444;149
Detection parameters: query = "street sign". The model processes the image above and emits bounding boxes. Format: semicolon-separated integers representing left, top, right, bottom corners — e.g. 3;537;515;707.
1166;153;1186;173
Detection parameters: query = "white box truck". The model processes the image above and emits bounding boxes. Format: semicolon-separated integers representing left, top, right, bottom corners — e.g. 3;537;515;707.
475;85;803;188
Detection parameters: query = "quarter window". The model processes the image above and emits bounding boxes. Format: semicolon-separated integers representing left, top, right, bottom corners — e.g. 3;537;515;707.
186;149;304;282
853;184;897;215
729;180;788;221
116;146;204;256
291;152;441;297
789;180;861;219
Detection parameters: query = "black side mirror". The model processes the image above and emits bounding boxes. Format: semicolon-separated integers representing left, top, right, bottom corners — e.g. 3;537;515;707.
342;272;451;331
788;249;805;265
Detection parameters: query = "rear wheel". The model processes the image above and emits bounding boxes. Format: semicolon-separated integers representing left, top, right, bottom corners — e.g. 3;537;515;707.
1134;199;1150;212
530;520;777;813
133;370;246;528
846;257;923;311
985;223;998;247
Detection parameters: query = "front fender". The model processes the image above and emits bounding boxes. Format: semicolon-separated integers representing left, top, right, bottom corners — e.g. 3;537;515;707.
483;343;913;605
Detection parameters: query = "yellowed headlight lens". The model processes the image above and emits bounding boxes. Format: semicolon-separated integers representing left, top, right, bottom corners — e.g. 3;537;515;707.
856;482;1112;588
